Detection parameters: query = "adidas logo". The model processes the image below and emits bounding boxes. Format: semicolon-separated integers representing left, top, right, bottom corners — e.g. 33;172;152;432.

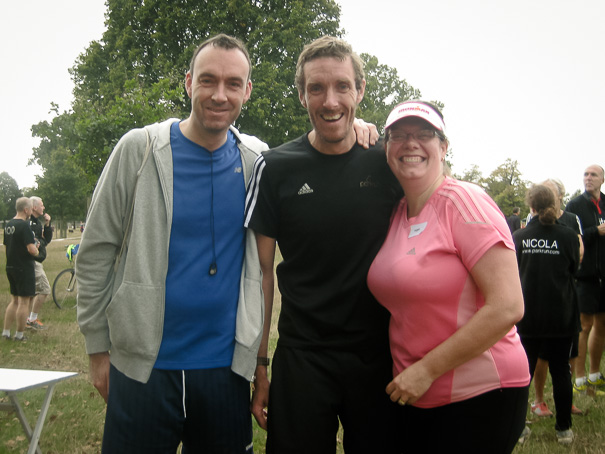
406;248;416;255
298;183;314;195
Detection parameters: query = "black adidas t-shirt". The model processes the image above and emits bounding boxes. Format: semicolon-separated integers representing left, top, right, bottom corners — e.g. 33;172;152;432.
245;134;403;352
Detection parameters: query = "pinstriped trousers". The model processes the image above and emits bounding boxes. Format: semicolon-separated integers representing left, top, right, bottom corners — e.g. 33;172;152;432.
102;364;253;453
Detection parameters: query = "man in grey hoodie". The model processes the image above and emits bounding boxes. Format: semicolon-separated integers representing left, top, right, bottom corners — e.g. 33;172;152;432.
76;34;267;453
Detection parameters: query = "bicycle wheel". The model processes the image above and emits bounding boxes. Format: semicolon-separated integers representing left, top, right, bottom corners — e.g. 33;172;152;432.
52;268;77;309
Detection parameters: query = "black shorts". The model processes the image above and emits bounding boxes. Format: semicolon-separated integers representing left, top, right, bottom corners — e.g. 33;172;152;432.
538;333;579;359
576;279;605;315
6;266;35;297
571;332;579;358
267;344;399;454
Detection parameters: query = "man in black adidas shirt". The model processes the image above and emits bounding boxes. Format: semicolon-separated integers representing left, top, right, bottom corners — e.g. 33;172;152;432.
245;36;402;453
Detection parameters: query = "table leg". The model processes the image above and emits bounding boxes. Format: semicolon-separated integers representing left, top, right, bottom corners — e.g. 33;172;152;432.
7;386;51;454
28;384;57;454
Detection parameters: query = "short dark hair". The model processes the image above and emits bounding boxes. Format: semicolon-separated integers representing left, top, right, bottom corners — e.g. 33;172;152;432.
189;34;252;81
512;207;520;215
295;36;365;95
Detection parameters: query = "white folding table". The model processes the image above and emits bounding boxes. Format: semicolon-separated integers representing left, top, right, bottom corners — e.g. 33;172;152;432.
0;368;78;454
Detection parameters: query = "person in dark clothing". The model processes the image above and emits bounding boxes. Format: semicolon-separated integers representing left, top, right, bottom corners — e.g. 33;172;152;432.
565;164;605;392
530;178;585;417
28;196;53;330
507;207;522;233
2;197;39;341
514;184;580;445
245;36;402;453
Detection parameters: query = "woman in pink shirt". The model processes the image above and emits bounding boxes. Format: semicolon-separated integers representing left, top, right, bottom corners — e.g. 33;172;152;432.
367;101;530;453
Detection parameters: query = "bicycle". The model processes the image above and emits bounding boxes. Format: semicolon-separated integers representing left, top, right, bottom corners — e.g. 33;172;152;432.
52;244;79;309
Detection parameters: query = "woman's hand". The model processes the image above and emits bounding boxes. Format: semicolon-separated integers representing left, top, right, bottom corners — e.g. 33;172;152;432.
386;360;434;406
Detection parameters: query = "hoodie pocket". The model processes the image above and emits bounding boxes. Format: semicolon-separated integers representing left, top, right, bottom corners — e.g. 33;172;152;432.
106;281;164;358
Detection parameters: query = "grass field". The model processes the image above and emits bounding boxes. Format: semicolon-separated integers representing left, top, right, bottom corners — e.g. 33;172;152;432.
1;230;605;453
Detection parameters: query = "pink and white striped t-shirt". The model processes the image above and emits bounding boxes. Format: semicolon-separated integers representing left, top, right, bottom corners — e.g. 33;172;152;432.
367;177;530;408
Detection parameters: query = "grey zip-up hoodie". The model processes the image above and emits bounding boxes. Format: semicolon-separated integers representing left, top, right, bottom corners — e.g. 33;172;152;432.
76;119;268;383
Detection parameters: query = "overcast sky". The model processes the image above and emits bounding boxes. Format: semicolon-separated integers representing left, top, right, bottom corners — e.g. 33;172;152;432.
0;0;107;189
2;0;603;198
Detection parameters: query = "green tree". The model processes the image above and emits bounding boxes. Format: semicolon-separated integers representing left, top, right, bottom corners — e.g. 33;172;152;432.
0;172;22;221
240;0;343;146
32;0;343;192
454;164;484;186
564;188;582;208
483;159;529;217
357;54;422;133
34;148;89;238
32;0;425;195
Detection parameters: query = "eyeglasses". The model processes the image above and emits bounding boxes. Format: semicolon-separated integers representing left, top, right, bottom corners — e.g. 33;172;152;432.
389;129;439;143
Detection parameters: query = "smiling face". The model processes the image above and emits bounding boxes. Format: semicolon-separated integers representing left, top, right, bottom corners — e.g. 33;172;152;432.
386;118;447;188
583;165;604;198
299;56;365;155
185;45;252;140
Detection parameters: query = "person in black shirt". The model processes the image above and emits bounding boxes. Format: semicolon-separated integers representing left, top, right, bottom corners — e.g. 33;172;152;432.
245;36;401;453
530;178;584;417
507;207;522;233
27;196;53;330
514;185;580;444
2;197;39;341
565;165;605;392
